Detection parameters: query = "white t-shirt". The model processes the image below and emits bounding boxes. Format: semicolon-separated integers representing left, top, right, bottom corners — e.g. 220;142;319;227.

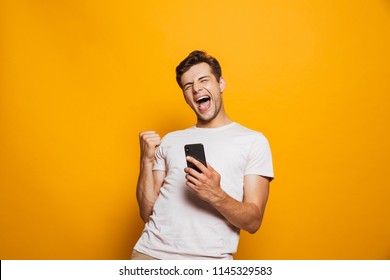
134;122;274;259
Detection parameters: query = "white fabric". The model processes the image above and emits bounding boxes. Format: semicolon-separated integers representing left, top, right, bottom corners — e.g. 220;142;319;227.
134;122;274;259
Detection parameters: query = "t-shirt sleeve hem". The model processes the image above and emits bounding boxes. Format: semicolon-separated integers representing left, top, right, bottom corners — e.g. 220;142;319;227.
244;171;274;181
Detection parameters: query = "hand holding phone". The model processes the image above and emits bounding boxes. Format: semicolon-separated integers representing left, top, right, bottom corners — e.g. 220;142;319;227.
184;144;223;205
184;143;207;173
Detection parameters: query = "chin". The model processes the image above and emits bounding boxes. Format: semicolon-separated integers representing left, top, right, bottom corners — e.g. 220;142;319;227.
197;114;217;124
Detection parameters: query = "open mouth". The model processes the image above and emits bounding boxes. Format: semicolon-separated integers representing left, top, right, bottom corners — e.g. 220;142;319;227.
196;96;211;111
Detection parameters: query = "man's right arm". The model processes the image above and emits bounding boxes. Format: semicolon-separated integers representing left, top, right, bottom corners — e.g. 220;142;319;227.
136;131;165;223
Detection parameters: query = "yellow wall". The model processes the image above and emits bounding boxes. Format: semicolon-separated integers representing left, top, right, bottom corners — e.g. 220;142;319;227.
1;0;389;259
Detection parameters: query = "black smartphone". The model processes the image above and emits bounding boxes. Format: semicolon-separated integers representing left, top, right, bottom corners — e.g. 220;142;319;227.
184;143;207;173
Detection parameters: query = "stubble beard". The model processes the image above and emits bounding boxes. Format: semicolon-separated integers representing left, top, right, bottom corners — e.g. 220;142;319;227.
196;99;223;125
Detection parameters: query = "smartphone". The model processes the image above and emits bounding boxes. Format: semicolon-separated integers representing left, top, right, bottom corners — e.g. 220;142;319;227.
184;143;207;173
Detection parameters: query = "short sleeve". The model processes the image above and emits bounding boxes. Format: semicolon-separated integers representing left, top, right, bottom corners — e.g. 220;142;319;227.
245;133;274;179
152;138;166;172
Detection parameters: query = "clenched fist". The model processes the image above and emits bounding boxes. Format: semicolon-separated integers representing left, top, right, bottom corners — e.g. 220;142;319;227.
139;131;161;163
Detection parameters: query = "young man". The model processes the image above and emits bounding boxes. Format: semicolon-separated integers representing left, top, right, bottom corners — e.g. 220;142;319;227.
132;50;274;260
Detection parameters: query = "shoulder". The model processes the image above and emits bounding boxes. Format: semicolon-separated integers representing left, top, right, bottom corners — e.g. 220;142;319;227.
233;123;268;141
161;127;195;142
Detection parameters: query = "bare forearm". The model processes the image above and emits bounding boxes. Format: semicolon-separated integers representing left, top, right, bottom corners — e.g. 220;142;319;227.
211;191;263;234
184;157;268;234
136;160;159;223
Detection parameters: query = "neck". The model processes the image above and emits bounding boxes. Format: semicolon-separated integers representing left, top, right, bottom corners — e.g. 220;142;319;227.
196;110;233;128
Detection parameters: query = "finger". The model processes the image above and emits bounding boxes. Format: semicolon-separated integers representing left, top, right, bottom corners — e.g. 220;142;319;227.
185;166;202;181
144;141;161;150
185;180;199;192
141;134;160;141
141;137;161;147
141;134;161;145
140;133;160;143
144;136;161;143
186;156;208;174
185;173;198;185
139;130;156;138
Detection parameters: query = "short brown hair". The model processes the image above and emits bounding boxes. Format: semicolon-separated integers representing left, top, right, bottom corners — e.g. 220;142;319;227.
175;50;222;87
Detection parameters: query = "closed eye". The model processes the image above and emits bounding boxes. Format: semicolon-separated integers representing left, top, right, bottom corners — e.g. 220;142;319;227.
184;84;193;91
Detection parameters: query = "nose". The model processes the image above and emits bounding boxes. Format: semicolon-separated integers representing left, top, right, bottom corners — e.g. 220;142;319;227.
192;81;202;94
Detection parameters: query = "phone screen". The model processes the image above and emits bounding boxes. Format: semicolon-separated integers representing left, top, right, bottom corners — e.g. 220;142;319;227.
184;143;207;173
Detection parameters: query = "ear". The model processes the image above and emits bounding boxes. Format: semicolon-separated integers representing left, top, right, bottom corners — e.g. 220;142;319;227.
219;77;226;93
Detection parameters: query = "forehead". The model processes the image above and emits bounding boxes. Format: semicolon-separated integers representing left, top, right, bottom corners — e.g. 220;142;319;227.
180;62;214;84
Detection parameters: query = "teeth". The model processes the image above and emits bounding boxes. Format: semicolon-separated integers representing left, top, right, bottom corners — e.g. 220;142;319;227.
197;96;209;102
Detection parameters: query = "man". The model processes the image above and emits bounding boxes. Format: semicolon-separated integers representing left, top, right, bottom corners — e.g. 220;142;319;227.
132;50;274;260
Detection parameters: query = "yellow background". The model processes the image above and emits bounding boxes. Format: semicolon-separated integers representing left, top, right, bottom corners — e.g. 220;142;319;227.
1;0;389;259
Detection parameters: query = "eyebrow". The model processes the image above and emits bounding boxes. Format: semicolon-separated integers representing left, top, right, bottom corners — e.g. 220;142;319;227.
198;75;211;81
182;81;193;89
182;75;211;89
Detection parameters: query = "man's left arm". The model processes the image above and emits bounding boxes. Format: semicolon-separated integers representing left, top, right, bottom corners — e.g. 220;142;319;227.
185;156;270;234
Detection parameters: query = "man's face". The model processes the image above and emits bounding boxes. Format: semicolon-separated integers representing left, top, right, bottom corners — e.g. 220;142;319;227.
180;62;226;124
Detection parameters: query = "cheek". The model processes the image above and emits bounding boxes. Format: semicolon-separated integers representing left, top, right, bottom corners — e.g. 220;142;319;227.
208;86;222;100
183;93;194;106
205;83;220;94
203;84;213;91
